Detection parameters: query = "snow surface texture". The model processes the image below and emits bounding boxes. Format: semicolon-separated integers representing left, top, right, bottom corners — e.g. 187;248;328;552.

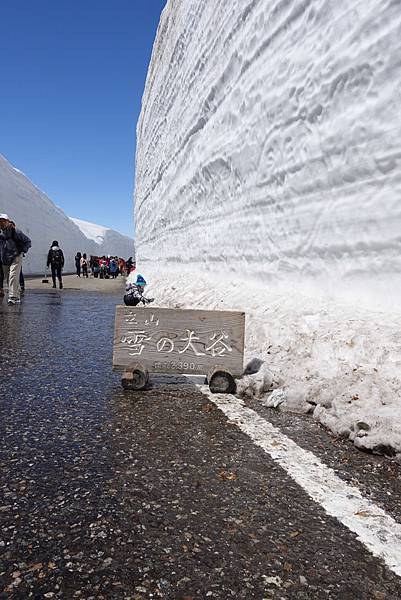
136;0;401;311
0;154;134;274
134;1;401;454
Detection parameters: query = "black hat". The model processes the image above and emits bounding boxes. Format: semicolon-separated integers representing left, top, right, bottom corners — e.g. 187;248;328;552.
52;240;59;246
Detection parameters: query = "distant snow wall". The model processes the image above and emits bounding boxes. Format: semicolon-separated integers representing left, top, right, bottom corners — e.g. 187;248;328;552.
135;0;401;309
0;155;134;274
0;155;89;274
71;218;134;262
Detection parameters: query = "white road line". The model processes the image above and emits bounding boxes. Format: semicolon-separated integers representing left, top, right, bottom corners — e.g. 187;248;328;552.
199;387;401;577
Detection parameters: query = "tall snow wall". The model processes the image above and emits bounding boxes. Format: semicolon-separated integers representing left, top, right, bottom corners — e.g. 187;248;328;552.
0;154;134;274
135;0;401;310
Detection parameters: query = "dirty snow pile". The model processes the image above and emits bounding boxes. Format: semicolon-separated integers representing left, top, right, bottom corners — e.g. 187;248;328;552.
0;154;133;274
142;267;401;458
134;1;401;455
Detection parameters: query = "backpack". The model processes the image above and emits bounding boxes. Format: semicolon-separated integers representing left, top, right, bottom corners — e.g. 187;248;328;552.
11;228;26;254
50;249;63;265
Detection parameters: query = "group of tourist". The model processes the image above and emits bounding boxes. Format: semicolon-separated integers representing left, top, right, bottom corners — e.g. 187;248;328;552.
75;254;134;279
0;212;137;303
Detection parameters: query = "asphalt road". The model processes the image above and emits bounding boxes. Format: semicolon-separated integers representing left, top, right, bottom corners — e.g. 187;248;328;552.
1;283;401;599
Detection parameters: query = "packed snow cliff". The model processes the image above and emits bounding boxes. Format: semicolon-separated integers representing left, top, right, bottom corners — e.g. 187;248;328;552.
135;0;401;456
71;217;133;260
0;154;133;273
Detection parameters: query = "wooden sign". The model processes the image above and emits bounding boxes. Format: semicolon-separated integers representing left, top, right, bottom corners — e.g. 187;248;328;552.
113;306;245;378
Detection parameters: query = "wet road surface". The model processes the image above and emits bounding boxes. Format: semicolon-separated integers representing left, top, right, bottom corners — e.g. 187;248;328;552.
1;288;401;599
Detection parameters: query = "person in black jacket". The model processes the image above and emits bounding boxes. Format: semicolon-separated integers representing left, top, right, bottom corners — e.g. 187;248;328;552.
0;213;31;305
123;274;154;306
75;252;82;277
10;221;26;294
47;241;65;289
125;256;133;276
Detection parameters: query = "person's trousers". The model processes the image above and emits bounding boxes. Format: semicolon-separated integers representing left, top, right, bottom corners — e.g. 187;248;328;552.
3;254;23;300
124;294;140;306
51;264;63;287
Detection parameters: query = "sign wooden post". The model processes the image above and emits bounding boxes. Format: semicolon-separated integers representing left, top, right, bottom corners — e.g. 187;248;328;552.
113;306;245;393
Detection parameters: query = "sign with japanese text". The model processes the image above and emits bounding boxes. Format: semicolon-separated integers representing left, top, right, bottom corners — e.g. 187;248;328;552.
113;306;245;376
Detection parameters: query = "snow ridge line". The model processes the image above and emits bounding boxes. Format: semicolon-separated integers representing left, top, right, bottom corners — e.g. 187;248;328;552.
199;387;401;577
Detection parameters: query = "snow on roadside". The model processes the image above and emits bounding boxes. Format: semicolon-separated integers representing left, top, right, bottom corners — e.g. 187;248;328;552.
141;264;401;458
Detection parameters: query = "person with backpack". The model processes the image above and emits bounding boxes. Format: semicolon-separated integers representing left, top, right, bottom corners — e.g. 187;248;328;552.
81;253;88;278
47;240;65;289
0;213;31;305
9;221;26;294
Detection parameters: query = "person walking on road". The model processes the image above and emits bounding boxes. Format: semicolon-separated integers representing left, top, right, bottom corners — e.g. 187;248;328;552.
9;221;26;295
0;213;31;305
47;241;64;289
75;252;82;277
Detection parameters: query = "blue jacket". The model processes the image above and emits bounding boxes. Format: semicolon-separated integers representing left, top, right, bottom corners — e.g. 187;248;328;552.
0;226;31;266
109;260;118;273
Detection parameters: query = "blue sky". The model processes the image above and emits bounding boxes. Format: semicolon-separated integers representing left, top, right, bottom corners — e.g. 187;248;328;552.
0;0;166;237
